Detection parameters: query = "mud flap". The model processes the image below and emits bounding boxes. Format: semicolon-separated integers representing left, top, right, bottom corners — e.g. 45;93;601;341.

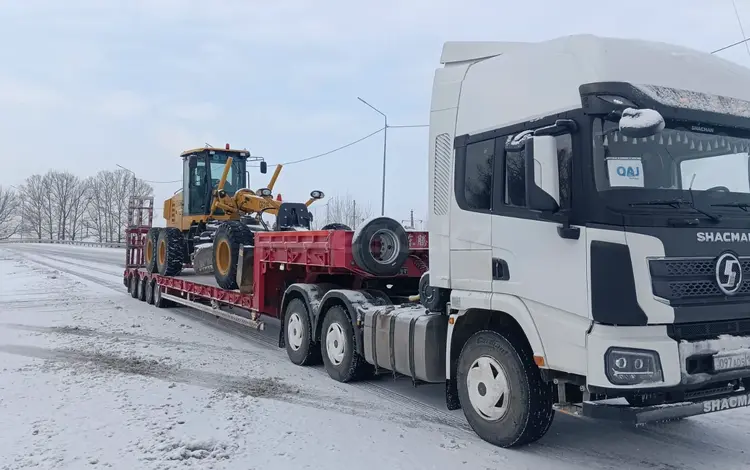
192;244;214;275
236;245;254;294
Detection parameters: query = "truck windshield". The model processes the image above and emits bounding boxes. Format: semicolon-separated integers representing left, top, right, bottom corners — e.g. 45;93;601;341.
592;118;750;210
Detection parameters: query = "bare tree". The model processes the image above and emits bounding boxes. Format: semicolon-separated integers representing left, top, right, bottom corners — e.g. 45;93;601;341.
16;169;152;243
19;174;46;240
0;186;19;240
316;192;372;229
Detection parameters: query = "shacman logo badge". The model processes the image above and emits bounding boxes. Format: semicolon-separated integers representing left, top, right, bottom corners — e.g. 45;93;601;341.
703;394;750;413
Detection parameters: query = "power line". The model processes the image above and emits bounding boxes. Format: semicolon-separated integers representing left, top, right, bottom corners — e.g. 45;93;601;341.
279;126;385;165
711;36;750;54
138;122;427;183
731;0;750;60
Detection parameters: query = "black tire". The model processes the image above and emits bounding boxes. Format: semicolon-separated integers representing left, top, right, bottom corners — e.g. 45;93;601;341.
145;280;155;305
212;221;254;290
153;282;171;308
145;227;160;273
321;223;352;231
351;217;409;276
156;227;185;276
320;305;370;383
138;278;147;301
419;271;449;312
129;275;139;299
284;298;321;366
457;330;555;448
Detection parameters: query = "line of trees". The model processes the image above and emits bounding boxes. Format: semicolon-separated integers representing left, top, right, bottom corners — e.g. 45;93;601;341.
0;170;153;243
311;192;373;229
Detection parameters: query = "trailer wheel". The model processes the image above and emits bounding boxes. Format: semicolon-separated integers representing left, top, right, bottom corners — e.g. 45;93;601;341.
284;298;321;366
153;283;171;308
457;330;555;448
320;305;370;383
145;280;155;305
156;227;185;277
129;275;139;299
321;223;352;231
145;227;160;273
352;217;409;276
138;278;148;301
213;221;253;290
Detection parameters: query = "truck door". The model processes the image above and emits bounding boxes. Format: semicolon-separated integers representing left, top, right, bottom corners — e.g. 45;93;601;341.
490;131;590;374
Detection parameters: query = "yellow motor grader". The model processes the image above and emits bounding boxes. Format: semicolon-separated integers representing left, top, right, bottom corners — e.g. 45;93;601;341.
143;144;328;291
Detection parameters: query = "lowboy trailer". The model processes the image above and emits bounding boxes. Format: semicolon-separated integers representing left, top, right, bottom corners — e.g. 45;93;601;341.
123;33;750;448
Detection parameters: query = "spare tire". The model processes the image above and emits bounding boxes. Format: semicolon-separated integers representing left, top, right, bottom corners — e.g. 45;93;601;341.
352;217;409;276
322;223;352;231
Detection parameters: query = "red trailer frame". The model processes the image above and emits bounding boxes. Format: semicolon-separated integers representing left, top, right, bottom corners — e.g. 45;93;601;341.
122;197;429;330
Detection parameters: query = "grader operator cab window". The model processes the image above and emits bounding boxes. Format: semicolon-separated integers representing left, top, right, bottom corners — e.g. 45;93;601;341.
183;151;248;216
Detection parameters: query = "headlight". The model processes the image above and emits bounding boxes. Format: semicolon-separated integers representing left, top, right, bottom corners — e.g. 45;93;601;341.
605;347;663;386
258;188;272;197
310;190;324;199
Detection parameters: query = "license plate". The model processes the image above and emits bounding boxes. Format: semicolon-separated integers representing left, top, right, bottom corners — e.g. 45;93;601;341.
713;352;750;372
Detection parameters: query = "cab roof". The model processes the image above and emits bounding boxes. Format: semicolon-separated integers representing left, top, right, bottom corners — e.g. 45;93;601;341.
179;146;250;158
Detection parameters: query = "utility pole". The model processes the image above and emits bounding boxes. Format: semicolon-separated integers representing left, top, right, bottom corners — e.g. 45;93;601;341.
402;209;423;230
358;97;387;216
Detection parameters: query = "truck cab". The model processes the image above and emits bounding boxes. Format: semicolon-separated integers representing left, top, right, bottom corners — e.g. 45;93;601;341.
428;34;750;447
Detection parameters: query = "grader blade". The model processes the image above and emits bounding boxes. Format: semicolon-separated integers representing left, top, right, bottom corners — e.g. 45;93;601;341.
193;244;215;275
236;245;255;294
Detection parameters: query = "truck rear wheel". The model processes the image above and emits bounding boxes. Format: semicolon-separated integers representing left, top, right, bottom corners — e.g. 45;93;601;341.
284;298;320;366
320;305;370;383
145;227;160;273
156;227;185;276
213;221;254;290
457;330;554;448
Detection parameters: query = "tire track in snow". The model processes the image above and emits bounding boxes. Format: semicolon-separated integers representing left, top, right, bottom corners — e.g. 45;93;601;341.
5;248;473;434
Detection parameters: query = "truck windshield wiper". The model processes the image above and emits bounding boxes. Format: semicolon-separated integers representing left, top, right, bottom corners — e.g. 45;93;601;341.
629;198;722;222
711;202;750;212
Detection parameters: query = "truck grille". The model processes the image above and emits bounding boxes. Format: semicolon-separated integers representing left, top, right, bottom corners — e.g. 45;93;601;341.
650;257;750;305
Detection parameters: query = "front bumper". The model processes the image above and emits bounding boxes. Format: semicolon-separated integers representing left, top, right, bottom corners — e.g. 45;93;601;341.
586;323;750;390
556;386;750;424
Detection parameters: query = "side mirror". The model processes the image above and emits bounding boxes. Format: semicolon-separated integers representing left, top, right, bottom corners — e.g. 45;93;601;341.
310;190;324;199
260;161;268;174
618;107;665;138
524;135;560;213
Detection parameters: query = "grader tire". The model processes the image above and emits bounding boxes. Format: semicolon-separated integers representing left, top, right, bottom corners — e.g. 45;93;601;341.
212;221;254;290
156;227;186;277
144;227;160;273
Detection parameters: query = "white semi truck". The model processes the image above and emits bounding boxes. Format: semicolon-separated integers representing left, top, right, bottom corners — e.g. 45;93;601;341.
421;33;750;447
127;33;750;449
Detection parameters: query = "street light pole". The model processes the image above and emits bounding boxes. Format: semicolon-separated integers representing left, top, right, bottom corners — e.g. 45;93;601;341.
357;97;388;216
116;164;137;199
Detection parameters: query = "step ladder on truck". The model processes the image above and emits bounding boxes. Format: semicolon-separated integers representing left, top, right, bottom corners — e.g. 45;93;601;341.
125;33;750;448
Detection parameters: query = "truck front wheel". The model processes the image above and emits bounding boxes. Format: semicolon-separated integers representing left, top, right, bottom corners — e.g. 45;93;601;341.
457;330;554;448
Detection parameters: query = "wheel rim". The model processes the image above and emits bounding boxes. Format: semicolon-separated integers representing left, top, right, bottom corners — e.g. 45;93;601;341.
325;322;346;365
158;239;166;265
145;239;153;264
287;313;304;351
368;229;400;265
466;355;510;421
154;285;161;303
216;239;231;275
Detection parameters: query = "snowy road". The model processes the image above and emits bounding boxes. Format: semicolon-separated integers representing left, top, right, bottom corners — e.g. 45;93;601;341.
2;244;750;469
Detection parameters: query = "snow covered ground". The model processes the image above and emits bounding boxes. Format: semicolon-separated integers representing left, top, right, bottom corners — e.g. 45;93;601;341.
2;244;750;470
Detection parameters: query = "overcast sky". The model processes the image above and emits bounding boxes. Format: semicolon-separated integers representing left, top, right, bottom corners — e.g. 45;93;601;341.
2;0;750;226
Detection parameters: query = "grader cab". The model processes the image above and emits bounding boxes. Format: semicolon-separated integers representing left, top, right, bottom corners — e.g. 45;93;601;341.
144;144;326;291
